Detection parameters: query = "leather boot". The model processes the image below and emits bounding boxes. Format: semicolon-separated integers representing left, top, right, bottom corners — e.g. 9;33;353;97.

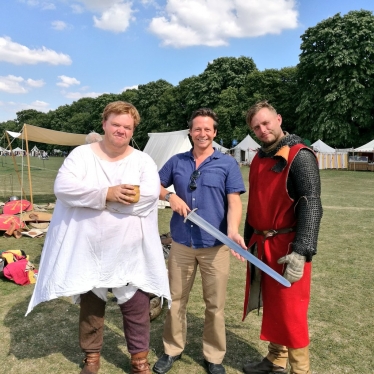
130;351;151;374
243;357;288;374
80;352;100;374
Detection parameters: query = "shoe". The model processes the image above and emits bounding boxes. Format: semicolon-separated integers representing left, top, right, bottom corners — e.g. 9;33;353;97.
80;352;100;374
243;357;287;374
152;353;182;374
204;359;226;374
131;351;151;374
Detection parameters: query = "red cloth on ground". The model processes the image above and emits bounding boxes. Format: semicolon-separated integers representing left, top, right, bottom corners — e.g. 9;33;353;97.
3;259;31;285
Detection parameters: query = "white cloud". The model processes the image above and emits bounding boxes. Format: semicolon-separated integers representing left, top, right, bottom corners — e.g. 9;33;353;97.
140;0;160;8
64;91;104;99
71;4;85;13
0;36;72;65
51;20;68;30
121;85;138;91
73;0;124;12
57;75;81;88
41;2;55;10
0;76;27;94
0;75;44;94
149;0;299;48
20;0;40;6
93;3;135;33
20;0;55;10
70;1;136;33
29;100;50;110
26;78;45;88
0;100;50;122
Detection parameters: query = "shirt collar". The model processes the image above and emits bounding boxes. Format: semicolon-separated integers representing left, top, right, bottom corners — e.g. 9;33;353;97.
188;148;222;160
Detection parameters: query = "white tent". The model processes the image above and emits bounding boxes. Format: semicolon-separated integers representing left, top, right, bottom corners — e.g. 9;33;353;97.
31;145;39;156
231;134;260;164
354;139;374;152
0;146;10;155
12;147;25;155
143;129;192;171
311;139;335;153
212;140;229;153
143;129;192;208
310;139;349;169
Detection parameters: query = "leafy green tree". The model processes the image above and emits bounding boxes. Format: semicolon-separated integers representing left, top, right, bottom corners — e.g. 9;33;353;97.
134;80;174;149
166;76;201;129
214;87;245;148
186;56;257;110
0;120;18;149
244;67;299;135
84;94;121;134
296;10;374;147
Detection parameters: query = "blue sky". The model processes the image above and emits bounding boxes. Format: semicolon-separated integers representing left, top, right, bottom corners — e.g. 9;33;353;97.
0;0;373;123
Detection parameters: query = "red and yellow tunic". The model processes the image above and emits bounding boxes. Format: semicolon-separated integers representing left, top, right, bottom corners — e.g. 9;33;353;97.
243;143;312;349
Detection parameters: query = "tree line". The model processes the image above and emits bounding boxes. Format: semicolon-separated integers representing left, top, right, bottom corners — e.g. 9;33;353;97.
1;10;374;152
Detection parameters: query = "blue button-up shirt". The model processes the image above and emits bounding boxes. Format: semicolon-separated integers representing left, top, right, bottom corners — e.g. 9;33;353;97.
159;149;246;248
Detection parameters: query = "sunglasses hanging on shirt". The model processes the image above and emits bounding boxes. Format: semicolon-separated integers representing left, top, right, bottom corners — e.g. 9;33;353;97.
189;170;201;191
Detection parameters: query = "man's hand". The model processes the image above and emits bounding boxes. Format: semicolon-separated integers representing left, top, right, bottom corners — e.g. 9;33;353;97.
228;232;246;262
277;252;306;283
168;193;191;217
106;184;137;205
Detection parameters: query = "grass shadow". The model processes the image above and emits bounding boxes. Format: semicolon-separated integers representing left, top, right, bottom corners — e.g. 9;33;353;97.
4;297;134;372
149;301;262;373
5;296;261;373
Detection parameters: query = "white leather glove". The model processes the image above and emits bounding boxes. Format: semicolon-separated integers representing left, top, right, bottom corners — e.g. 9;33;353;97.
277;252;306;284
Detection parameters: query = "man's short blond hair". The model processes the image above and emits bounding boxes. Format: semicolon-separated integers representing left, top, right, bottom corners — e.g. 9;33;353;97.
246;100;277;127
102;101;141;127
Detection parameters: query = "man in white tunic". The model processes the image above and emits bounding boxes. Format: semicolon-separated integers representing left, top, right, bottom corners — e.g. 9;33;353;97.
26;101;171;374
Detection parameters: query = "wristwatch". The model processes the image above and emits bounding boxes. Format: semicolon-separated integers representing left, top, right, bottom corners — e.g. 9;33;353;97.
165;192;175;202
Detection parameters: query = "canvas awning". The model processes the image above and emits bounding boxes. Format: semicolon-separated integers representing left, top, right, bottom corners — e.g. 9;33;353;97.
4;124;88;207
8;124;87;146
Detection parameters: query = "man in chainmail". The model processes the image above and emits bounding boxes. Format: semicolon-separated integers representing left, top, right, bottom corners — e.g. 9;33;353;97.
242;101;323;374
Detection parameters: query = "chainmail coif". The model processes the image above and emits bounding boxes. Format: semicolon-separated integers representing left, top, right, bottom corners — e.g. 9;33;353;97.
245;133;323;262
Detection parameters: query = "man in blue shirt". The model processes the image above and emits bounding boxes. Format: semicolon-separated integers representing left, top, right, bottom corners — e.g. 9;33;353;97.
153;108;246;374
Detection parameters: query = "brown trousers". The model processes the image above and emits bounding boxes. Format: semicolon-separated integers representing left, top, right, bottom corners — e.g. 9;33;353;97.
79;289;150;355
267;342;311;374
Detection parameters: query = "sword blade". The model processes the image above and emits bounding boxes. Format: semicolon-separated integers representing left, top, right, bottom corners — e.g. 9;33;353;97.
184;210;291;288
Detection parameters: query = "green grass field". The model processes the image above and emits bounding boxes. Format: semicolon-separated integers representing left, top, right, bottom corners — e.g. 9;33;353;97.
0;161;373;373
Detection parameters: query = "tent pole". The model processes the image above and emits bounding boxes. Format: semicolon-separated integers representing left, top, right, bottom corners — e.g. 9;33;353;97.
24;125;34;207
5;131;28;199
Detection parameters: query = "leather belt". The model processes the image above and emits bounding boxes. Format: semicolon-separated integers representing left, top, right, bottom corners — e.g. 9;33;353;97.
254;227;295;239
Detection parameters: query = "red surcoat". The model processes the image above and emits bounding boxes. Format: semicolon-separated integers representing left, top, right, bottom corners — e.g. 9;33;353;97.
243;143;311;349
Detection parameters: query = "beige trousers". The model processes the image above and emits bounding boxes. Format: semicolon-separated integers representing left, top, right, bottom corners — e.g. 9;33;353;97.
267;342;311;374
163;241;230;364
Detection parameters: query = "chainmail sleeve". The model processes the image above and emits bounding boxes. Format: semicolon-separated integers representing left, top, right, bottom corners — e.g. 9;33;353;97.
287;149;323;262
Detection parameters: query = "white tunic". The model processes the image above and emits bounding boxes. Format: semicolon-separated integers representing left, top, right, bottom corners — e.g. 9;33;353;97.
26;145;171;315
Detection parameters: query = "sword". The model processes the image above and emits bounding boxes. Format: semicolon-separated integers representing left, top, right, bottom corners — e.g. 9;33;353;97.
184;209;291;288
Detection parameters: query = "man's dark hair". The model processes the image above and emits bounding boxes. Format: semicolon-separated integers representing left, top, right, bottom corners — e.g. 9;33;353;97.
188;108;219;131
